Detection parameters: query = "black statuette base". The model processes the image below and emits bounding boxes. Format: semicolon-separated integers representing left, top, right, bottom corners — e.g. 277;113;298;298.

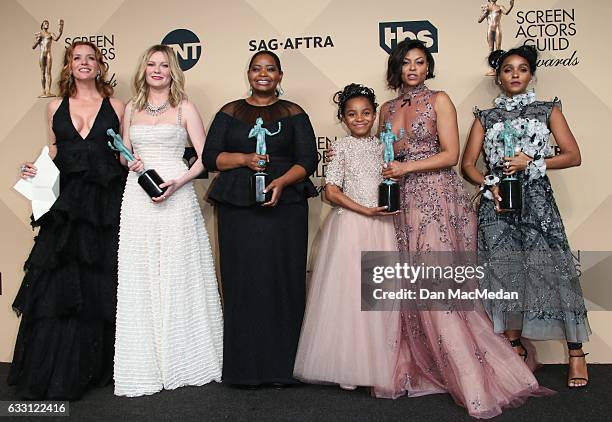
251;172;272;205
499;178;522;212
138;169;167;198
378;181;400;212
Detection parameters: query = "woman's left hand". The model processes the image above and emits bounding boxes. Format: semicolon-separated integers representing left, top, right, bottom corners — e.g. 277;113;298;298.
502;152;532;176
262;179;286;207
152;179;182;203
382;161;410;179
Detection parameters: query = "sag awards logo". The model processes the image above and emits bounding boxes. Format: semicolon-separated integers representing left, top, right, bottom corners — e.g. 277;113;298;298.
314;135;339;192
162;29;202;71
249;36;334;51
65;33;118;87
379;21;438;54
514;8;579;68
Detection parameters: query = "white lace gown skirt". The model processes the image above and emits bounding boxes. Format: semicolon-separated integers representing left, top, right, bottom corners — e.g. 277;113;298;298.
114;167;223;397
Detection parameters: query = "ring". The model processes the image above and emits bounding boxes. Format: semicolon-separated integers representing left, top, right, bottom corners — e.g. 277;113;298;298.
504;161;510;168
20;165;27;172
257;159;266;167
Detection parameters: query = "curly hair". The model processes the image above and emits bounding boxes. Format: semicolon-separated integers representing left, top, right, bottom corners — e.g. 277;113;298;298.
333;83;378;120
58;41;113;98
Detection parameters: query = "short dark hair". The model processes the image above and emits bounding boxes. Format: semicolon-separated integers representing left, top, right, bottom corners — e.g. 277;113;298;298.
333;83;378;120
248;50;282;72
489;44;538;77
386;39;435;90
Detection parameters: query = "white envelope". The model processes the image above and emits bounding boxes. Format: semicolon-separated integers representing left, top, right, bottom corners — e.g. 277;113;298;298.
13;146;60;220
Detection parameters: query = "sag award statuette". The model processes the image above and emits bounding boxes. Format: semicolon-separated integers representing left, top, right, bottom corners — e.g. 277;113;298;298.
478;0;515;76
248;118;281;205
33;19;64;98
106;129;167;198
499;121;522;211
378;122;400;212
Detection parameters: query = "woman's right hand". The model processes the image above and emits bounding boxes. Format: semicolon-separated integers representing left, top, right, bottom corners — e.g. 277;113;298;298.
491;185;502;212
244;153;268;172
128;154;144;173
364;206;400;217
20;162;37;178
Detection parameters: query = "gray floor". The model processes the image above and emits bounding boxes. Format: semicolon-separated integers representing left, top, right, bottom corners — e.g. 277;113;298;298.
1;363;610;422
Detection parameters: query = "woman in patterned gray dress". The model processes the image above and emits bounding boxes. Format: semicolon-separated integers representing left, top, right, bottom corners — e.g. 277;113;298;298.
462;45;591;388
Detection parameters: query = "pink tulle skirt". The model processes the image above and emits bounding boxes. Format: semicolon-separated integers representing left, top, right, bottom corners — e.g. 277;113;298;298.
294;208;399;389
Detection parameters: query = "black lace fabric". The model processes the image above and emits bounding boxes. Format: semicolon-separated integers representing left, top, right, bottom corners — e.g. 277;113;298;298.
203;99;318;207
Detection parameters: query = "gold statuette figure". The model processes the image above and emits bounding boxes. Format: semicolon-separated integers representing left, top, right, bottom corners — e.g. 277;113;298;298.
33;19;64;97
478;0;514;75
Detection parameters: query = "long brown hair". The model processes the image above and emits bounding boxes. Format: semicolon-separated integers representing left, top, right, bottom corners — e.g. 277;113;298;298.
58;41;114;98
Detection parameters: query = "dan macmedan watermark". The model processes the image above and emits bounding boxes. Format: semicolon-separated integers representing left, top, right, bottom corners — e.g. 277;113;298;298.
370;262;518;301
360;251;522;311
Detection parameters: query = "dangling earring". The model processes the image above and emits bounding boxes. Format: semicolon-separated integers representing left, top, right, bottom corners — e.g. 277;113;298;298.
96;72;100;81
276;85;284;96
248;87;253;96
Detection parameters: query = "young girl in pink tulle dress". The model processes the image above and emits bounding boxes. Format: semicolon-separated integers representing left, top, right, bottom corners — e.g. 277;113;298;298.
293;84;400;392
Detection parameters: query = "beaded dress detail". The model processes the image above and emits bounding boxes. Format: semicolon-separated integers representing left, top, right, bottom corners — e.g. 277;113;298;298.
474;94;590;343
294;136;399;390
377;85;552;418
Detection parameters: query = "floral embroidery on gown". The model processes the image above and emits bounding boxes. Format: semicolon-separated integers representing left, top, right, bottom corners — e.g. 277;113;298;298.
378;85;552;419
474;91;590;343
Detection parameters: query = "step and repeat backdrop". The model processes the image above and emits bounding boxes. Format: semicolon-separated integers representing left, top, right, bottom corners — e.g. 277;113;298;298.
1;0;611;363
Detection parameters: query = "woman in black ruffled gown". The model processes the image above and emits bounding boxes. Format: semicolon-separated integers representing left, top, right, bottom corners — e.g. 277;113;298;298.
9;41;126;400
203;50;318;387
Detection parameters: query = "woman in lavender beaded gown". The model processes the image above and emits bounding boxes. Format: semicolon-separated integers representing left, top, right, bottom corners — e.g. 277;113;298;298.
294;84;399;392
377;40;551;418
113;45;223;397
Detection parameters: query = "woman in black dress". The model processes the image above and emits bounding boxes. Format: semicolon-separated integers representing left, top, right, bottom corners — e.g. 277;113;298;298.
10;41;126;399
203;50;318;387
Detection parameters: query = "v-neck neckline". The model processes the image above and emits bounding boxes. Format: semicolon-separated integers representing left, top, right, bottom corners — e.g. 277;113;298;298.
67;97;105;140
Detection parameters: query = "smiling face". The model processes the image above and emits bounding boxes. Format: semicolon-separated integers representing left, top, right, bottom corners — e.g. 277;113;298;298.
248;53;283;96
70;44;99;81
498;54;532;97
145;50;172;90
401;48;428;88
342;96;375;138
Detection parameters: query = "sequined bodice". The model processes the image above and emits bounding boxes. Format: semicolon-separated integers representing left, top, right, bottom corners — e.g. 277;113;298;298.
129;124;188;178
325;136;383;208
384;85;440;161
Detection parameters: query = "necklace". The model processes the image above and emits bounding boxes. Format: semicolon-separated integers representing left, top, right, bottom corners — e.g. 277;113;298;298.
144;101;169;116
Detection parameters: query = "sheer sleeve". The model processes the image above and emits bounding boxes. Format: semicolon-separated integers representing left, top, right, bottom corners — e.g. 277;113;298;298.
325;139;344;188
291;113;318;176
202;111;231;171
546;97;562;121
473;106;487;128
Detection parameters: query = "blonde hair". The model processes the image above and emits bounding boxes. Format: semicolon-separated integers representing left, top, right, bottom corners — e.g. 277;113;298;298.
132;45;186;110
58;41;114;98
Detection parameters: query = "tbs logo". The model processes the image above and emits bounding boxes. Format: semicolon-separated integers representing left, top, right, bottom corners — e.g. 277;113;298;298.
379;21;438;54
162;29;202;71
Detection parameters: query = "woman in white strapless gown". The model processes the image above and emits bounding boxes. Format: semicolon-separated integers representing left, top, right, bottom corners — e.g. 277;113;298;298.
113;45;223;397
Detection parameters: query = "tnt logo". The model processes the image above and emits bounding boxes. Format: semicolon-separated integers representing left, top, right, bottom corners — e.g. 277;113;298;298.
161;29;202;71
379;21;438;54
